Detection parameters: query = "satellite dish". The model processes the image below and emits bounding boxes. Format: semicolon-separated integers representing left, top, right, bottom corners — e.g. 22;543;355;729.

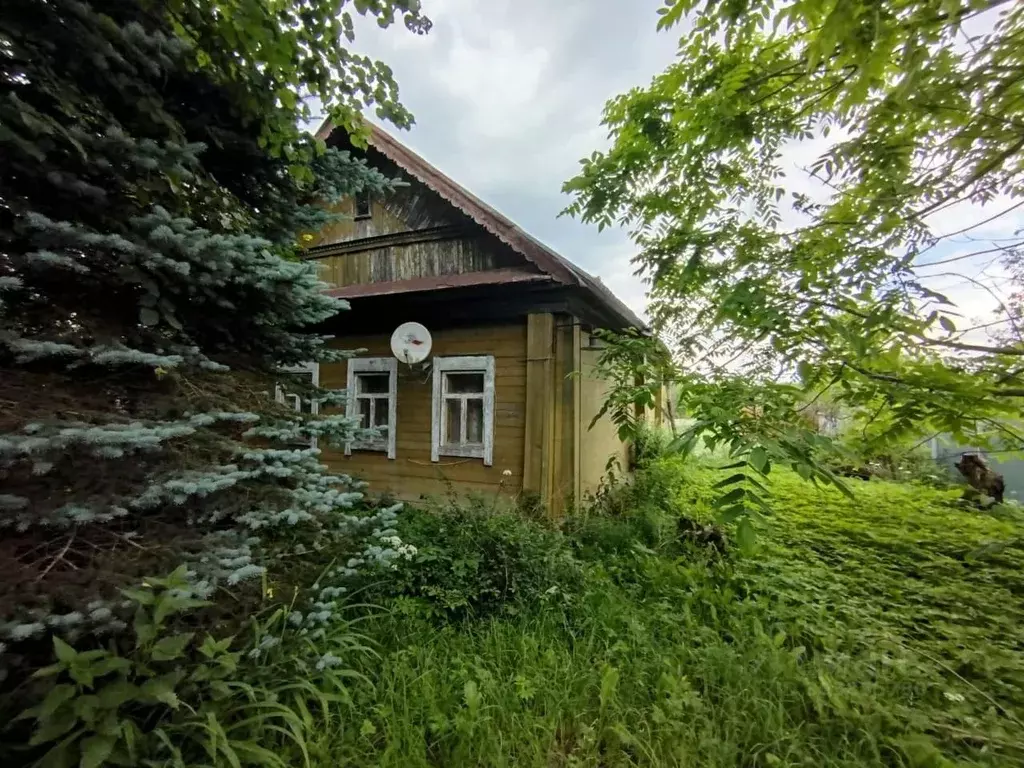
390;321;432;364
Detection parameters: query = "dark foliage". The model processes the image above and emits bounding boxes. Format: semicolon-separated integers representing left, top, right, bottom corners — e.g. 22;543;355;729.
367;505;582;620
0;0;422;707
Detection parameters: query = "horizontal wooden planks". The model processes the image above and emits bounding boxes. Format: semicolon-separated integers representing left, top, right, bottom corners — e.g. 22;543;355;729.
319;322;528;501
310;170;463;248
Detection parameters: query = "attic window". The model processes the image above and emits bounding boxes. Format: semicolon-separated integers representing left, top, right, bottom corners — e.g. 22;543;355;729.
354;191;372;220
431;355;495;465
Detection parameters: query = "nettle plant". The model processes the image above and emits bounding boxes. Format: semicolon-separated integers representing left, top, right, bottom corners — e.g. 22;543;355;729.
0;0;429;691
16;567;370;768
17;569;229;768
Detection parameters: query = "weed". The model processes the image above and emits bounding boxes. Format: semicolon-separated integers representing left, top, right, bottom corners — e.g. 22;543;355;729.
327;458;1024;767
359;504;581;620
14;460;1020;766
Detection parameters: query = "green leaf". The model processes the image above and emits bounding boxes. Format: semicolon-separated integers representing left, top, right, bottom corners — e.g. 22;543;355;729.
140;675;180;709
598;664;619;711
736;517;757;552
91;657;132;677
80;734;116;768
718;505;745;524
53;637;78;665
121;588;155;606
37;737;79;768
29;708;78;746
97;679;139;710
150;633;194;662
713;472;747;489
749;446;768;473
133;607;155;649
72;694;100;723
67;664;96;689
39;684;77;720
153;594;209;625
713;487;746;507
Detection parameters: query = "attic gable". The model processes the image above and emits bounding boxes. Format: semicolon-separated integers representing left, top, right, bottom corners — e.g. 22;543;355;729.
310;153;467;248
310;121;647;331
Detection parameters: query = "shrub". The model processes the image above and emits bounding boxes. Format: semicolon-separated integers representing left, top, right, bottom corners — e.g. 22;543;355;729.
364;505;582;620
827;446;958;488
570;455;702;557
630;421;674;467
4;568;374;768
332;462;1024;768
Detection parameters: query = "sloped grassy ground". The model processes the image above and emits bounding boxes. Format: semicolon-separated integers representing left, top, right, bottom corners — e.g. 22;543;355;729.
679;464;1024;765
327;460;1024;767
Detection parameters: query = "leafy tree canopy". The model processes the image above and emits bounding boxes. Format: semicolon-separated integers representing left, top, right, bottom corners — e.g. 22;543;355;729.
170;0;430;165
565;0;1024;479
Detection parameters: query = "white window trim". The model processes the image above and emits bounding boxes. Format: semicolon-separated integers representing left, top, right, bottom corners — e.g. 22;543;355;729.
431;355;495;466
346;357;397;459
275;362;319;449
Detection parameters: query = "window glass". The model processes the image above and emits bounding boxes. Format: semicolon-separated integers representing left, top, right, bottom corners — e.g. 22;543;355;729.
347;358;397;457
358;398;373;429
355;192;371;219
444;399;461;443
372;399;389;428
275;364;319;449
431;355;494;465
279;375;315;414
465;399;484;444
445;372;484;394
278;371;315;414
357;373;389;394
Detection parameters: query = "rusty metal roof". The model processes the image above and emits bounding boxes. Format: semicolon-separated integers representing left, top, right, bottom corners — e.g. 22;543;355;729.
315;121;647;331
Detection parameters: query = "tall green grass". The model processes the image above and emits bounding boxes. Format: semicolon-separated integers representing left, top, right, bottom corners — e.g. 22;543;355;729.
307;459;1024;766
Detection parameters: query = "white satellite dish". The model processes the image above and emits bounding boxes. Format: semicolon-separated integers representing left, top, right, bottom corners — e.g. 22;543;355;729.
390;321;432;364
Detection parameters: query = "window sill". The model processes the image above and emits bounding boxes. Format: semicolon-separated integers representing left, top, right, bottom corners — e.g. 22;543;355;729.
350;443;389;454
438;444;485;460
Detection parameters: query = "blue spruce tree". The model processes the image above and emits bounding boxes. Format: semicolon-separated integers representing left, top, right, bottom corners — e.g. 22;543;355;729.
0;0;429;684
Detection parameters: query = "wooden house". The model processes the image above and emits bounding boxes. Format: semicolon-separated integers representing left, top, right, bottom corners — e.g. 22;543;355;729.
302;124;649;515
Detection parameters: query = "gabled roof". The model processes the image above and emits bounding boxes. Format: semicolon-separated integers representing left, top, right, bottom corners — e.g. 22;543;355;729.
316;121;647;331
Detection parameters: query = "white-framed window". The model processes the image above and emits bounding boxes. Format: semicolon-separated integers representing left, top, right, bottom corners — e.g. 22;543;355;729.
275;362;319;449
346;357;397;459
431;355;495;465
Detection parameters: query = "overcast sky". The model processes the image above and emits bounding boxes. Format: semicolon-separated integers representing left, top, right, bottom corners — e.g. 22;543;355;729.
347;0;1015;339
346;0;676;318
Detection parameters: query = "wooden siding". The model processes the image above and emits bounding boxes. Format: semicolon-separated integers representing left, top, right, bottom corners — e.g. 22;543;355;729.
578;348;630;499
312;234;523;288
319;324;527;502
523;313;554;504
310;162;462;247
552;317;580;515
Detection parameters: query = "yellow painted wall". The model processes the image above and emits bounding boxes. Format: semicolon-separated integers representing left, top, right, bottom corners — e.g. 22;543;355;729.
319;324;527;503
578;347;630;499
